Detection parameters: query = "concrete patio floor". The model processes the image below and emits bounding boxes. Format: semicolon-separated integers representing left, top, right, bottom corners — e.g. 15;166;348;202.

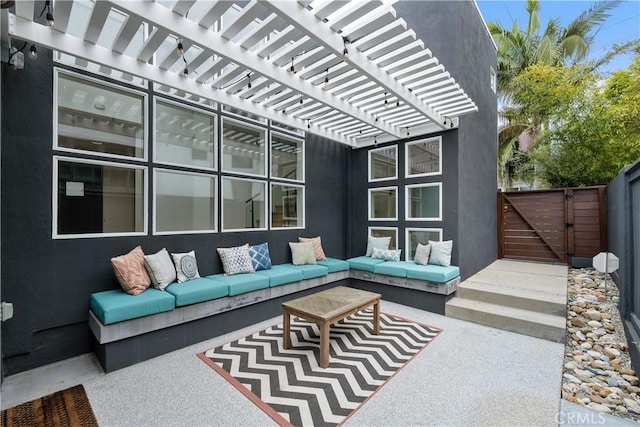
3;260;637;426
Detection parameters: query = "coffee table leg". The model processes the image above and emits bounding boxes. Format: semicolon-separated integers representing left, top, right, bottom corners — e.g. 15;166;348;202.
320;321;330;368
373;300;380;335
283;308;291;349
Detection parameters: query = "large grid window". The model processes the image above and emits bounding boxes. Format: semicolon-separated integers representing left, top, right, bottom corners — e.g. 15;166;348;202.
154;99;216;170
406;183;442;221
154;170;216;234
55;70;146;160
221;118;266;177
368;226;398;250
406;137;441;177
271;132;304;182
368;187;398;221
271;183;304;229
369;145;397;181
406;228;443;261
55;157;146;238
222;177;267;231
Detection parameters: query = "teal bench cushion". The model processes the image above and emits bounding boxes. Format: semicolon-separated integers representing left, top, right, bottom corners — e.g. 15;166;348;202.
317;257;350;273
373;261;409;278
280;263;329;279
255;265;304;287
403;263;461;283
207;273;270;296
165;277;228;307
347;256;386;272
90;288;175;325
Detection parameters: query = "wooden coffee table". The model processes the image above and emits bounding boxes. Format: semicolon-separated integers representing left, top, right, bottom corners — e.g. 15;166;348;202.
282;286;381;368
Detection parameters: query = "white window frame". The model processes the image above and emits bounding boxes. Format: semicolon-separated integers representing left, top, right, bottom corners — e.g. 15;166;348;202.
222;104;267;124
405;227;443;261
271;120;305;136
490;66;497;94
52;155;148;239
220;116;268;178
153;96;217;172
368;226;398;250
53;68;148;162
405;136;442;178
153;168;217;235
368;186;398;221
270;182;305;230
270;131;305;183
405;182;442;221
368;144;398;182
221;176;268;232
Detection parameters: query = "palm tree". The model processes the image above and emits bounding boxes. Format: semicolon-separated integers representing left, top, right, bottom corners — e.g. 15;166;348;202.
489;0;620;188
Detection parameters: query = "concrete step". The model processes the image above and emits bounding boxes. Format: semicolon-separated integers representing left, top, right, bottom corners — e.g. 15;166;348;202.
457;281;566;316
445;297;566;343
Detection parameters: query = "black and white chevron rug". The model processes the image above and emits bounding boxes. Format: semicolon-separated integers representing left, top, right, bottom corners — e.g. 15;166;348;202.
198;311;441;426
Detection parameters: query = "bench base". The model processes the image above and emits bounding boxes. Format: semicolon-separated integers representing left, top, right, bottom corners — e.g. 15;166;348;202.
91;269;460;372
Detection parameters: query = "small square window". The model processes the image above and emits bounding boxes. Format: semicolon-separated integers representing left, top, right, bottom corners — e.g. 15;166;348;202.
222;177;267;231
405;228;443;261
406;183;442;221
221;118;267;177
368;187;398;221
368;226;398;250
369;145;397;181
406;137;441;178
271;132;304;182
271;183;304;229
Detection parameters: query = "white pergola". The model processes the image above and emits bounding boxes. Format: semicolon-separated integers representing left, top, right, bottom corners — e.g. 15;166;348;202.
2;0;477;147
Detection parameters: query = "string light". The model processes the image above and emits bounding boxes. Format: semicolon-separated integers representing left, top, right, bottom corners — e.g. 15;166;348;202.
307;119;311;129
177;40;184;56
288;57;296;75
247;73;252;89
38;0;54;27
384;92;388;106
28;44;37;60
324;69;329;86
342;37;350;58
396;100;400;107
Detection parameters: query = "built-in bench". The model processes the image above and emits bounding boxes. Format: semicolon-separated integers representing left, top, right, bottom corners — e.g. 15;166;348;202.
89;256;458;372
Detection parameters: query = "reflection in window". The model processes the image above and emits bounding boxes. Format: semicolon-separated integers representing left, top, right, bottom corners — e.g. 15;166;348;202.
221;119;266;177
406;137;441;177
222;177;266;231
271;184;304;228
407;184;441;220
56;72;145;158
56;159;145;236
406;228;442;261
155;100;216;169
368;227;398;250
271;133;304;181
155;171;216;234
369;145;397;181
369;187;397;220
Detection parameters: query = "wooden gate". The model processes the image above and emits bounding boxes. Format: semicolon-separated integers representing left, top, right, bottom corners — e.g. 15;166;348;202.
497;187;607;264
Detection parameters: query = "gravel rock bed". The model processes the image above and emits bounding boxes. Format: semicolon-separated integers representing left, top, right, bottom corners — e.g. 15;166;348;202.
562;267;640;422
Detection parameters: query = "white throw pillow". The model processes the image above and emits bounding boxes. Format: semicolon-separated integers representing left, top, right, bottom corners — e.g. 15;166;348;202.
365;235;391;257
414;243;432;266
144;248;177;290
171;250;201;283
428;240;453;267
289;242;317;265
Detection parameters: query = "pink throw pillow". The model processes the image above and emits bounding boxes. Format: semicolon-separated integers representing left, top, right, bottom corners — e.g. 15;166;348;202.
298;236;327;261
111;246;151;295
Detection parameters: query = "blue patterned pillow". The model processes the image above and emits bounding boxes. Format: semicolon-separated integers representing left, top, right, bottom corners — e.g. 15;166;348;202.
249;242;272;271
217;244;255;276
371;247;402;262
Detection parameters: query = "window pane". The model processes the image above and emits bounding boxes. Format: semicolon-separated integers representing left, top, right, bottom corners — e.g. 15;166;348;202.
155;101;216;169
370;228;397;249
407;229;442;260
271;134;303;181
370;146;396;180
57;73;145;158
272;184;303;228
156;171;216;233
407;139;440;176
222;119;266;176
57;160;144;235
222;178;266;230
369;188;397;219
408;185;440;219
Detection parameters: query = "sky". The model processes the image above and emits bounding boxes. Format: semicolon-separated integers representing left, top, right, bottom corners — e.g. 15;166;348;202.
475;0;640;74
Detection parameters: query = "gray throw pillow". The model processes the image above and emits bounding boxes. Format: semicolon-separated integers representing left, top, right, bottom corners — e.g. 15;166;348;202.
289;242;317;265
171;250;201;283
144;248;177;290
414;243;432;266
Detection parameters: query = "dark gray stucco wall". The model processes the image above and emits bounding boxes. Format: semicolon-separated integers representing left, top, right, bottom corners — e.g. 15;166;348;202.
0;50;349;376
388;0;498;278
